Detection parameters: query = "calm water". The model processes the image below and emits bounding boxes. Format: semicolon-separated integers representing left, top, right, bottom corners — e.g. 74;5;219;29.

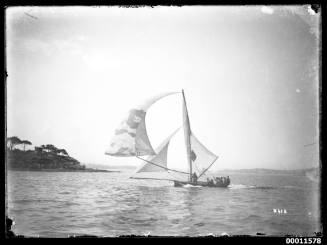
7;170;321;237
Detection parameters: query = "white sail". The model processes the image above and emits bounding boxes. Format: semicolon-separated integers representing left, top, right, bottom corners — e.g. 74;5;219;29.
135;127;180;173
190;133;218;177
182;90;192;181
136;144;169;172
182;90;218;179
105;92;178;157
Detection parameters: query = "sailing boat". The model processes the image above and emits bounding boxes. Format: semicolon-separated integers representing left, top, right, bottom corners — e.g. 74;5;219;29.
105;90;230;188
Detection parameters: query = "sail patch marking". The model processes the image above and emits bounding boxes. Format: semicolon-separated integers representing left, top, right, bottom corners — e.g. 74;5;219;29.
190;150;197;162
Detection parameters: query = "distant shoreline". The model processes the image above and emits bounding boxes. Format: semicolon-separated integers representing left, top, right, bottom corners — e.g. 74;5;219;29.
7;168;120;173
211;167;319;176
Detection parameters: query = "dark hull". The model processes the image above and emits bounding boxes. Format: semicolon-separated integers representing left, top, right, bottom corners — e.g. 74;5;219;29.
174;180;230;188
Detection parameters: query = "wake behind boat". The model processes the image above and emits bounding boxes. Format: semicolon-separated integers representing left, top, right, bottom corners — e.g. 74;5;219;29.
105;90;230;188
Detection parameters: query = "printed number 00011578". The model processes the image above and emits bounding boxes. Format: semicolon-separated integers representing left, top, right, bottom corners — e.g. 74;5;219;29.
286;238;321;244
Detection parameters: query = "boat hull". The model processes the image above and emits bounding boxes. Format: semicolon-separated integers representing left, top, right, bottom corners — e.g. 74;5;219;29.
173;180;230;188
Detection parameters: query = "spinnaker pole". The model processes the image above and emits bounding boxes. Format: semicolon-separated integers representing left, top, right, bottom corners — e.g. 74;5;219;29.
136;156;189;175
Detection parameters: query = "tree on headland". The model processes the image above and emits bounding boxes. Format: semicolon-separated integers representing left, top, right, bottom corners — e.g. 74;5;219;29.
7;136;22;150
7;136;85;171
57;149;69;156
35;146;43;154
38;144;69;156
21;140;32;152
39;144;56;153
45;144;58;154
40;145;47;153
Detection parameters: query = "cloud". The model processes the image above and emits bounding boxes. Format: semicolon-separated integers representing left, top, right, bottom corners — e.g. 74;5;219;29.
261;6;274;15
81;53;109;72
52;39;84;56
22;38;53;56
20;34;120;72
20;35;87;58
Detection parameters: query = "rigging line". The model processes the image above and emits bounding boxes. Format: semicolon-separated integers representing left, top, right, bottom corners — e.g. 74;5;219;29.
136;156;189;175
167;170;185;181
163;167;179;180
198;156;219;179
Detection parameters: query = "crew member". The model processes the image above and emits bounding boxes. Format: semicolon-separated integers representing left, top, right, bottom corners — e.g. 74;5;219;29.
209;178;214;186
192;172;198;184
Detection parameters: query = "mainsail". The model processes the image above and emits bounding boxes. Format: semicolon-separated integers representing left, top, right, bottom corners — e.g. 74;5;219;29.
182;90;218;180
182;90;192;181
105;92;178;157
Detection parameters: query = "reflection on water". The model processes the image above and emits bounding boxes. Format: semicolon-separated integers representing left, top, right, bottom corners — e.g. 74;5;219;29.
7;171;321;237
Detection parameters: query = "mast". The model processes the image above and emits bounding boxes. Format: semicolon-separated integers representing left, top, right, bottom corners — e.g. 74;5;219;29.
182;89;192;182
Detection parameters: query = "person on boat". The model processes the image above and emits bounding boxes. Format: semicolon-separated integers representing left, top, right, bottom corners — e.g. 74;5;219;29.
211;179;215;186
216;177;223;185
207;178;214;186
209;178;214;187
192;172;198;184
226;176;230;185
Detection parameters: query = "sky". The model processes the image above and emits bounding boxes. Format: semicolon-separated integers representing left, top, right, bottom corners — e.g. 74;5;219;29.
6;5;320;170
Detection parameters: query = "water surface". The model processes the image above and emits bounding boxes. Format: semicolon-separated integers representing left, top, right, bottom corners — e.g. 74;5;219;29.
7;170;321;237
